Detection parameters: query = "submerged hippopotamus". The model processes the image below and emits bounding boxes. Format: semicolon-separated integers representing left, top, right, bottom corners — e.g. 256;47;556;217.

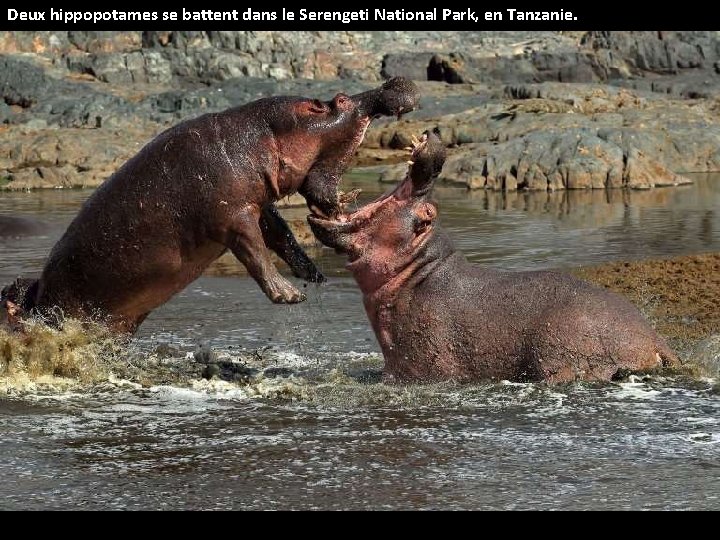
2;79;418;333
0;216;48;238
309;131;680;383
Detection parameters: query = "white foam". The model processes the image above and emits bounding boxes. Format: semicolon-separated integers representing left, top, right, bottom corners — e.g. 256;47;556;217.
613;382;662;400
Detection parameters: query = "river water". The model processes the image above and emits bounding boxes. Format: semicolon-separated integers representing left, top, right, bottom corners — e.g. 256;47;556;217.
1;174;719;510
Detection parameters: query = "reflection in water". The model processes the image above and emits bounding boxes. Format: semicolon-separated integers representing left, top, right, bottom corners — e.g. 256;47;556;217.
1;173;719;510
2;173;719;277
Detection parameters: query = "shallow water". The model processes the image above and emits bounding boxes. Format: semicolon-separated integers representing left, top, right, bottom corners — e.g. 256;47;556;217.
1;173;719;510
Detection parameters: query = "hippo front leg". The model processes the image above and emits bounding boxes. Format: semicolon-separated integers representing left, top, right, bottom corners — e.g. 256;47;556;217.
260;204;325;283
224;208;306;304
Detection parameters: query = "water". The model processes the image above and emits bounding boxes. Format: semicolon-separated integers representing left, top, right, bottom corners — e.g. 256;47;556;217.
1;173;719;510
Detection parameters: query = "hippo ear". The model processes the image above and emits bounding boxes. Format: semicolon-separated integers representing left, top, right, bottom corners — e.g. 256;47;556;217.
304;99;329;115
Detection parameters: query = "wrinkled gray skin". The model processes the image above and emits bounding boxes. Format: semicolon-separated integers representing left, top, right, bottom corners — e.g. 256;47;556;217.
309;132;680;383
2;78;419;334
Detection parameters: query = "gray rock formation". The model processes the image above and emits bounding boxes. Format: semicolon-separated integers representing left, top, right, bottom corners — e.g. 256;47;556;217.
1;31;719;191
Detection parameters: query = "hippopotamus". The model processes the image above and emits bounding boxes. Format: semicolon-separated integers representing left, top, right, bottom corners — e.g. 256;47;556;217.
308;131;680;383
2;78;418;333
0;215;48;238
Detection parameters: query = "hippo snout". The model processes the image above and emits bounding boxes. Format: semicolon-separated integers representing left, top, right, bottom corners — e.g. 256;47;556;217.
352;77;420;119
308;216;343;251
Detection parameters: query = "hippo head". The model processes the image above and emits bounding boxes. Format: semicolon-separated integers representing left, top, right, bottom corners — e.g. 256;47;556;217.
308;130;446;292
295;78;420;219
352;77;420;119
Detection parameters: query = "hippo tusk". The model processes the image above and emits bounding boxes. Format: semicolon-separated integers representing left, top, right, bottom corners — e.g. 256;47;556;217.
310;204;330;219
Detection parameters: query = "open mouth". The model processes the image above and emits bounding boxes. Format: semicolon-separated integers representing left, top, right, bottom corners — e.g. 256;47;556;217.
308;188;362;223
308;133;430;225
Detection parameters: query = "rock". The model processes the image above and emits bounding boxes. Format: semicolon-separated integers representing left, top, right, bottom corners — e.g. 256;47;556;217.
154;343;182;360
0;55;49;108
428;53;537;84
381;53;434;81
0;125;158;190
0;32;70;54
68;51;173;84
582;31;720;75
373;82;720;190
194;344;218;365
0;55;139;128
67;32;143;55
1;31;719;195
689;334;720;376
433;128;690;191
263;367;295;379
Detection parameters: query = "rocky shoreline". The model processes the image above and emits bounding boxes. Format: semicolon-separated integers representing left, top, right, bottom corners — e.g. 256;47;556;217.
1;31;719;192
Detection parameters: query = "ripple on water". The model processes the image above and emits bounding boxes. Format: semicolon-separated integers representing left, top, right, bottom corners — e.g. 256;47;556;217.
1;316;719;510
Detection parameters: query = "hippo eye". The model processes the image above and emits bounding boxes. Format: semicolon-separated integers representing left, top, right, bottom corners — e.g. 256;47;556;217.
308;100;327;114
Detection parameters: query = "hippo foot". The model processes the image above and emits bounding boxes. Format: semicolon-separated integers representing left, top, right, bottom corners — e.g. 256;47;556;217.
293;262;326;284
265;276;307;304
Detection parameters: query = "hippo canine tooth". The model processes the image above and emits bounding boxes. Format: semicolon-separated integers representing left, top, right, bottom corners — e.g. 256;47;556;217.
310;205;329;219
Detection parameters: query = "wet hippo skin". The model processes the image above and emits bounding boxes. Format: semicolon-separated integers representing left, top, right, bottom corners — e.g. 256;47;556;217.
309;131;680;383
2;78;419;333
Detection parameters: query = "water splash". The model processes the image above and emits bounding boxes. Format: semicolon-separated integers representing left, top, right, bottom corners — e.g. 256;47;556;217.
0;319;121;392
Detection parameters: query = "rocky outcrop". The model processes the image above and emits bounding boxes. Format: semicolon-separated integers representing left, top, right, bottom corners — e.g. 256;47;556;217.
377;83;720;190
385;31;720;88
1;31;719;192
436;129;691;191
0;125;157;189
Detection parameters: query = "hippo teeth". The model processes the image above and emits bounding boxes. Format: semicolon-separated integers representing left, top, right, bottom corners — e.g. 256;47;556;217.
338;189;362;206
410;134;429;158
310;205;330;219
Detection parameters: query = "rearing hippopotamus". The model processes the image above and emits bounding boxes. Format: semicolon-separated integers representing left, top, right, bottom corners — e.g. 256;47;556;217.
309;131;680;383
2;78;418;333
